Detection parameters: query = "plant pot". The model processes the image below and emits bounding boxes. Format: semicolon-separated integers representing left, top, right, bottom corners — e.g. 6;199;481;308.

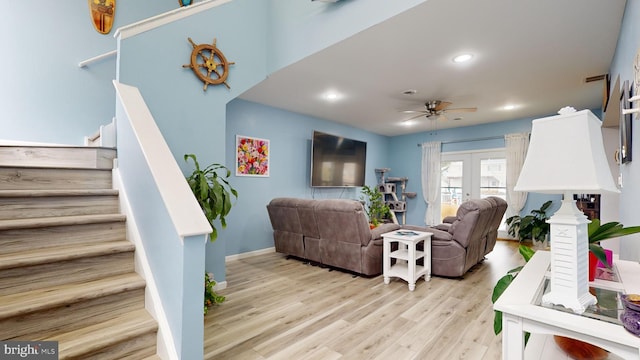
589;252;598;282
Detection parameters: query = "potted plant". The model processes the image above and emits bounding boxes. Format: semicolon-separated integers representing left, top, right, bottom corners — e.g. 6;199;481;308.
184;153;238;312
506;200;552;246
359;185;391;228
184;153;238;241
589;219;640;268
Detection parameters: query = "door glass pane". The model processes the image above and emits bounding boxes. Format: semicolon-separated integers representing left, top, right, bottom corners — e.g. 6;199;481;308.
441;160;463;220
480;157;507;230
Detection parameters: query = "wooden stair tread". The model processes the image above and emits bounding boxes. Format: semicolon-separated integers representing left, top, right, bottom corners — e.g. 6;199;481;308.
0;241;134;270
0;273;145;320
51;308;157;359
0;214;125;230
0;189;118;197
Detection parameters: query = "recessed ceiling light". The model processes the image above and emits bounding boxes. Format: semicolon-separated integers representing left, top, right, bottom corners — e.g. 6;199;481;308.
452;53;474;63
453;117;463;121
400;120;416;127
502;104;517;110
322;91;341;101
402;89;417;95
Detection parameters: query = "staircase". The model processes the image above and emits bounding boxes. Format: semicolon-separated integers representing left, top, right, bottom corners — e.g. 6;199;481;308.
0;145;159;359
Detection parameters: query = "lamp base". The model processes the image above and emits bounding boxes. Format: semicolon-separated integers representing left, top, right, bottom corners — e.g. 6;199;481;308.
542;290;596;314
542;193;595;314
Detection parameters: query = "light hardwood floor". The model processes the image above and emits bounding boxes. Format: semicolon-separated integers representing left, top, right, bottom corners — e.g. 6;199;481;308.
205;240;522;360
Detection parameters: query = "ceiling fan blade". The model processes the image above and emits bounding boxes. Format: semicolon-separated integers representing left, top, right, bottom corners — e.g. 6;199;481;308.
401;110;428;114
405;113;427;121
445;107;477;113
434;101;452;112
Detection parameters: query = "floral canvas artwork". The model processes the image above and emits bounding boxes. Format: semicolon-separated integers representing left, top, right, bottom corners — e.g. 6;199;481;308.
236;135;270;177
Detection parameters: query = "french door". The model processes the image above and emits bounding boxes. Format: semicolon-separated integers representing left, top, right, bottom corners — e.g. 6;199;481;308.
440;149;507;233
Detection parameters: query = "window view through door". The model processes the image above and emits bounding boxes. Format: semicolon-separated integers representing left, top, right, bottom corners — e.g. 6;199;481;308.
441;150;507;232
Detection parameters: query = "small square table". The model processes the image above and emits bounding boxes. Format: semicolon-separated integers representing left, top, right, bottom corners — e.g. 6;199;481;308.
382;230;432;291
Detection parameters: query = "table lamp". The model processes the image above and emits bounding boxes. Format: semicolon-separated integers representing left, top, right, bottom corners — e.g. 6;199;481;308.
514;107;620;314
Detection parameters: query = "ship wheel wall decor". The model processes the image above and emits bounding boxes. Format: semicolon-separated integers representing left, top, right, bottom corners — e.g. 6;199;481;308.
183;37;235;91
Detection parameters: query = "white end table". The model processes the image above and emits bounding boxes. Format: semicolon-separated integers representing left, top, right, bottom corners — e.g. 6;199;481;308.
382;230;432;291
494;251;640;360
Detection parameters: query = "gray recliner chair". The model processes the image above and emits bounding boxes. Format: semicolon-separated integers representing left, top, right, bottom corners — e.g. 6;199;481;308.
404;196;506;277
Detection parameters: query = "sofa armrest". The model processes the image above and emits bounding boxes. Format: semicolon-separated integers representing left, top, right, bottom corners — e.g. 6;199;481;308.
370;223;401;240
442;216;457;224
425;227;454;242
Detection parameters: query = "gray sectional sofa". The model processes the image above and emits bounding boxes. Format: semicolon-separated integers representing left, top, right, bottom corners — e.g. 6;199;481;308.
266;198;400;276
266;196;507;278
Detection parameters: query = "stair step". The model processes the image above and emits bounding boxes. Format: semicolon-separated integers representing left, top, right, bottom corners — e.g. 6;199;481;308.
0;241;134;271
53;309;157;360
0;190;120;220
0;146;116;169
0;220;126;254
0;189;119;197
0;167;112;190
0;273;147;341
0;273;145;321
0;246;134;296
0;214;125;231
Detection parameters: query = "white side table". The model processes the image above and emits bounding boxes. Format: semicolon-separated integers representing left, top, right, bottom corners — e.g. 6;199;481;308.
382;230;432;291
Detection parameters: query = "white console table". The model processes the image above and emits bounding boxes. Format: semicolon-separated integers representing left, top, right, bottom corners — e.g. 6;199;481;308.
494;251;640;359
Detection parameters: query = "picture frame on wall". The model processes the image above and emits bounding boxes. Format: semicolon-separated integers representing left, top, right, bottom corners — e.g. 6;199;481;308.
620;80;633;164
236;135;270;177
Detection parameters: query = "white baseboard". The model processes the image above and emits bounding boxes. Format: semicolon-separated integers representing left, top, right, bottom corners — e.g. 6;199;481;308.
225;247;275;262
213;281;227;291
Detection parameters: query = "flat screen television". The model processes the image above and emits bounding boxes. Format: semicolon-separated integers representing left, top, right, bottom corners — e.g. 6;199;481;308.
311;130;367;187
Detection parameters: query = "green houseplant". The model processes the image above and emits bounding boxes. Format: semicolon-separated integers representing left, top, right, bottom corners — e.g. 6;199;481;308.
506;200;552;244
184;154;238;312
184;153;238;242
360;185;391;227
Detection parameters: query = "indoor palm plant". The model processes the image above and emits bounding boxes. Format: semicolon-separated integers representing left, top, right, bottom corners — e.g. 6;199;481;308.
184;153;238;312
506;200;552;245
184;153;238;242
360;185;391;227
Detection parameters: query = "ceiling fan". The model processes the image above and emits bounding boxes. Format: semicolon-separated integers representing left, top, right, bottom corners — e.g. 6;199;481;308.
402;100;477;121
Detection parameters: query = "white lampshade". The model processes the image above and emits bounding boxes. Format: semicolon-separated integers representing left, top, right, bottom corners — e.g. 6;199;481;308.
514;108;620;194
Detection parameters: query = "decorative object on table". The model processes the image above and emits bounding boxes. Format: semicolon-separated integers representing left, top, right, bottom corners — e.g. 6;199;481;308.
620;80;633;163
88;0;115;34
621;294;640;336
514;107;620;314
184;153;237;241
359;184;391;228
178;0;193;6
235;135;269;177
183;37;235;91
552;335;609;360
505;200;552;247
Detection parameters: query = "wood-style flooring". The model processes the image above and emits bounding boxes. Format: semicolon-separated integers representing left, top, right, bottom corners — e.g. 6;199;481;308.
204;240;522;360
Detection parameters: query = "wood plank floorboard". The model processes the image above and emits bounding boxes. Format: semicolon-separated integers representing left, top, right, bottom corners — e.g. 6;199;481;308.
205;240;521;360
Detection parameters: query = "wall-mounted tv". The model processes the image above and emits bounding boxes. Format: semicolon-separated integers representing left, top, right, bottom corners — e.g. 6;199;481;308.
311;130;367;187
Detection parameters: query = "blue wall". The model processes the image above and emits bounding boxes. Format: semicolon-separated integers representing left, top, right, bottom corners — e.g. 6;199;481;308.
224;98;391;255
609;0;640;261
0;1;175;144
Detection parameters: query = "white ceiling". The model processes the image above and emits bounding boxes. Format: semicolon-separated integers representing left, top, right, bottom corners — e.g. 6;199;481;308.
240;0;627;136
